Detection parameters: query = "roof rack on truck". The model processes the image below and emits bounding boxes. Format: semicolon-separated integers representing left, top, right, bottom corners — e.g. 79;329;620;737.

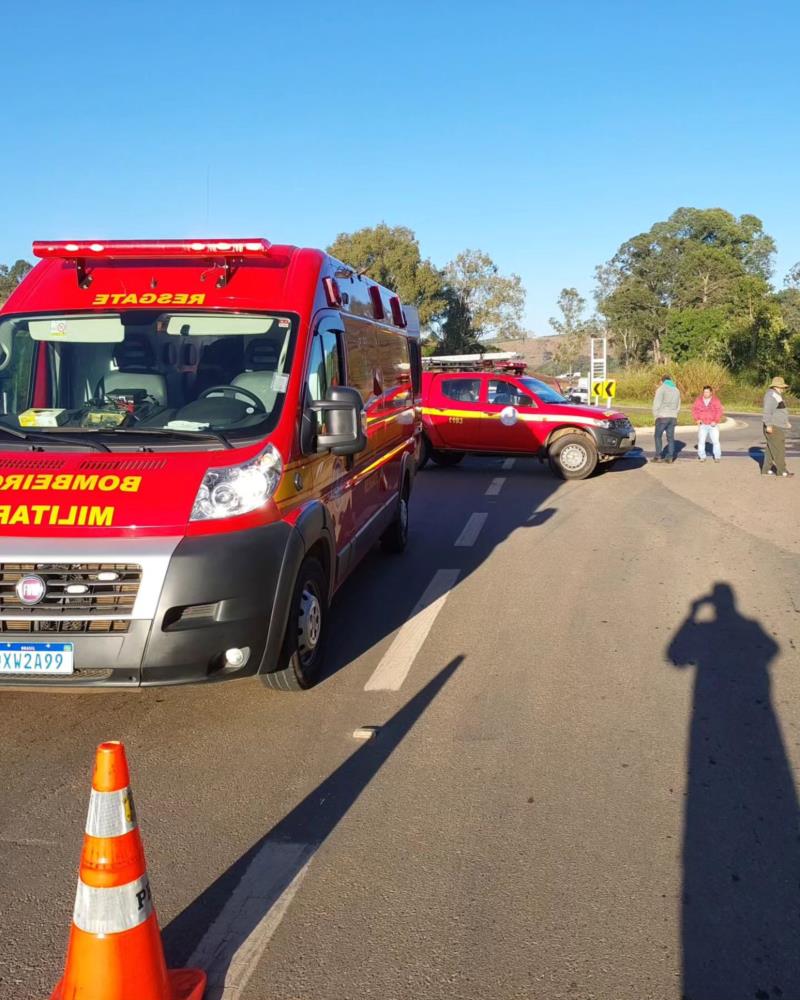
422;352;527;375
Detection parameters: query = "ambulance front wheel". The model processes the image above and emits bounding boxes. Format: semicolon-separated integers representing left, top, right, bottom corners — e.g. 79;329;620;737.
264;556;329;691
381;483;410;554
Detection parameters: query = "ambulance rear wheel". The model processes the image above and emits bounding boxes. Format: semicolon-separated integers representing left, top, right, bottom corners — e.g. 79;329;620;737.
549;433;598;480
430;449;465;467
265;557;328;691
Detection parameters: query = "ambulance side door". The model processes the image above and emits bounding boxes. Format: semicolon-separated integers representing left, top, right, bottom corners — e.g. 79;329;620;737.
303;318;351;553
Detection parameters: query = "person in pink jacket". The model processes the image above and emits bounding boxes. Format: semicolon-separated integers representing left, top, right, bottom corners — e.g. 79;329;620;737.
692;385;724;462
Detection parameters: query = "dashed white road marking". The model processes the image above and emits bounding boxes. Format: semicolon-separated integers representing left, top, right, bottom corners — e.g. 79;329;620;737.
364;569;460;691
188;841;314;1000
502;458;515;470
455;513;488;548
485;477;506;496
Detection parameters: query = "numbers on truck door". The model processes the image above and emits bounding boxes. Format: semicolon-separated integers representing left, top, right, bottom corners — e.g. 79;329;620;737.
448;415;464;424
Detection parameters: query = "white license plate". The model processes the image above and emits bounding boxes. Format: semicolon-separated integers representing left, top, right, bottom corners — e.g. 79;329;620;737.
0;641;74;675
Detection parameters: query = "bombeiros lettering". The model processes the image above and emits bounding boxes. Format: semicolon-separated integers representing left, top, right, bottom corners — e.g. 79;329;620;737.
0;473;141;492
91;292;206;306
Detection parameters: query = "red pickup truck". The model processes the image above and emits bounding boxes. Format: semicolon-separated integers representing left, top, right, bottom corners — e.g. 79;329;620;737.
420;371;635;480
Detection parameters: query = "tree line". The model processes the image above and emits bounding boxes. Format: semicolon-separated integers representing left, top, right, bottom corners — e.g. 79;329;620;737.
327;225;526;353
3;210;798;384
551;207;800;385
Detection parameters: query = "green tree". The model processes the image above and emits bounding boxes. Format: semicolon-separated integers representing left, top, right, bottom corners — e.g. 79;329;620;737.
442;249;525;342
327;224;445;326
663;308;729;363
436;287;481;354
0;260;33;305
549;287;590;373
597;208;776;365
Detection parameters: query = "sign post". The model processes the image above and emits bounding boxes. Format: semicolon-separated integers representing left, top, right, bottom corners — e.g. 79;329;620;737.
589;337;608;407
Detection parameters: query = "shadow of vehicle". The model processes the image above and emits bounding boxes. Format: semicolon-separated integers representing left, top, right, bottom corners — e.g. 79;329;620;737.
667;583;800;1000
163;655;464;987
320;453;641;685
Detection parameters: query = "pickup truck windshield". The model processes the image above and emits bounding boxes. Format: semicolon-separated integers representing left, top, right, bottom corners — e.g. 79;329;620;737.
0;310;297;446
519;377;567;405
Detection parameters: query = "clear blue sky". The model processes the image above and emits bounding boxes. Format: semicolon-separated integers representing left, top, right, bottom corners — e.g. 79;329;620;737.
2;0;799;334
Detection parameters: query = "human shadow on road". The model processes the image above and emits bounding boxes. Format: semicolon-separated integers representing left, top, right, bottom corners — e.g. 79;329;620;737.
667;584;800;1000
163;654;463;988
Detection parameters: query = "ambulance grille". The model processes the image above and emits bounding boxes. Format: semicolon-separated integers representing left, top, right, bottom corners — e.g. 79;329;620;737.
0;619;130;634
77;458;167;472
0;564;141;616
0;459;65;472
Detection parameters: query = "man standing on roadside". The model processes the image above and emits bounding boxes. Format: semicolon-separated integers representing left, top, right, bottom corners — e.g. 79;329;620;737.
692;385;724;462
652;374;681;463
762;376;793;477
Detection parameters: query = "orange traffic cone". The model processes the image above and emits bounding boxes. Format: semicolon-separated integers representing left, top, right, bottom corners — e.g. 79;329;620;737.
50;741;205;1000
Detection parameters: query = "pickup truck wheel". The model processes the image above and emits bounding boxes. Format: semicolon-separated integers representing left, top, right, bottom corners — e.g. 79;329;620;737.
430;449;465;467
263;557;328;691
549;433;598;480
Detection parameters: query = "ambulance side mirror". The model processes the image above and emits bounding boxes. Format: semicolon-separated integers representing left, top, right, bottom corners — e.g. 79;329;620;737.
309;385;367;456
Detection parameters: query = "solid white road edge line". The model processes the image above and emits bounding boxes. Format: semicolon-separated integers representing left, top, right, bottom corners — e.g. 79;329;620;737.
485;477;506;496
502;458;515;470
455;513;488;548
364;569;461;692
188;841;314;1000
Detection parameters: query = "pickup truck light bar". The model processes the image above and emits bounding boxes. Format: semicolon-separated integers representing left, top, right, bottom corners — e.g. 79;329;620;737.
33;239;272;259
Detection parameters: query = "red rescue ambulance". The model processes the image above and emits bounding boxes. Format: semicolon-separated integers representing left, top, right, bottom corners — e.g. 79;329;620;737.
0;239;421;690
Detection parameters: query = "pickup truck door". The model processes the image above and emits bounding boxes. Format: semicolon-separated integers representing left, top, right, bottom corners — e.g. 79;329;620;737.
480;377;543;452
426;375;485;450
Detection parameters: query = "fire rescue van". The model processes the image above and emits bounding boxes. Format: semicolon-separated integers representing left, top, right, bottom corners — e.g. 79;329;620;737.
0;239;421;690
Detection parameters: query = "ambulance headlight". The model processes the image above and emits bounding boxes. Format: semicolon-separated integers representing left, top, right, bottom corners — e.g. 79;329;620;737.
191;444;283;521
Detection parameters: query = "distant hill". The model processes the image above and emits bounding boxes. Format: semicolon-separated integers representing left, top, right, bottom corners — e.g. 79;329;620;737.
488;335;567;373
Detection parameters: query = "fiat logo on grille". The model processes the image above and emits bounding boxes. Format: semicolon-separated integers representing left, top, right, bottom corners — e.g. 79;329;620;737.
16;574;47;606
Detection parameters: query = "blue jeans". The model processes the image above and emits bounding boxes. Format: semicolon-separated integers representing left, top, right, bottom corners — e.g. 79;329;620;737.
655;417;677;459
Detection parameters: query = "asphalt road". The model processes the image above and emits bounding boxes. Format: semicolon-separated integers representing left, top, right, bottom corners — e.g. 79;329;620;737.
1;416;799;1000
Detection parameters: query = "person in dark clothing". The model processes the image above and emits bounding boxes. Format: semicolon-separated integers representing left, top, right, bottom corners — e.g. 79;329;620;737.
652;375;681;463
762;376;793;477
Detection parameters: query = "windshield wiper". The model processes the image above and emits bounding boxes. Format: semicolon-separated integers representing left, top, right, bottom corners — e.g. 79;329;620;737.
0;425;111;452
101;427;233;449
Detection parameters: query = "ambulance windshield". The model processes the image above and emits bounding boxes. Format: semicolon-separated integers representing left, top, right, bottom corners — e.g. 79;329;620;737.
0;311;297;448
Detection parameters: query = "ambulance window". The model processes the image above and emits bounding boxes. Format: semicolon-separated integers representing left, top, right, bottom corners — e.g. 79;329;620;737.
343;322;378;405
441;378;481;403
306;324;342;402
374;331;411;410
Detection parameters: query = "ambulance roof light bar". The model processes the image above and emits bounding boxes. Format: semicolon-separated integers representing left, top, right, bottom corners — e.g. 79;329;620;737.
32;239;273;260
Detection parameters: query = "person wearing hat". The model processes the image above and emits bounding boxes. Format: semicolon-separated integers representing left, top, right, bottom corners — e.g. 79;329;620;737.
762;376;793;477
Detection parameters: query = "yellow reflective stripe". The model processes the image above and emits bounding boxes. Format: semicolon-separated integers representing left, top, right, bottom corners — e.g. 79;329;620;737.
420;406;603;428
85;787;137;838
348;440;409;487
419;407;487;419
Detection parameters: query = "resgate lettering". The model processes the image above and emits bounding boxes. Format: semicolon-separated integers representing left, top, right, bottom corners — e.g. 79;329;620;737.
91;292;206;306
